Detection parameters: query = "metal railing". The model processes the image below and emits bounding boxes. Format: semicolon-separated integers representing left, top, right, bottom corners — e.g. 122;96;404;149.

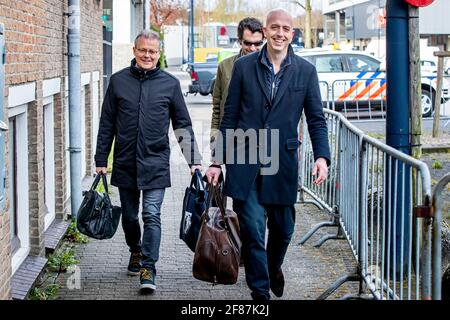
298;110;345;247
358;135;432;300
432;173;450;300
298;109;440;300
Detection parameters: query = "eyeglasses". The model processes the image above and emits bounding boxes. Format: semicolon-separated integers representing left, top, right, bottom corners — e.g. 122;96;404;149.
242;40;264;47
135;48;160;56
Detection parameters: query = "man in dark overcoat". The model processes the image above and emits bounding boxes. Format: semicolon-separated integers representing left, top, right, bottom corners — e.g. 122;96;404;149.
206;9;330;300
95;30;202;292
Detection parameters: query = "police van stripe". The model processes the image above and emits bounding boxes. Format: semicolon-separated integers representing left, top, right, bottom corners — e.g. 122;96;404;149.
368;82;387;100
365;71;382;86
339;72;386;101
350;71;367;86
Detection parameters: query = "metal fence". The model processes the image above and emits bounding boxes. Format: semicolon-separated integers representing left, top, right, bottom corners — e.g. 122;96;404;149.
432;173;450;300
330;78;386;121
318;76;450;123
298;109;441;300
298;110;345;247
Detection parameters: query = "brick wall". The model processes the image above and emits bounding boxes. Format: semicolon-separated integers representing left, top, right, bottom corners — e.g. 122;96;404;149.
0;0;103;299
84;83;93;177
81;0;103;74
0;211;11;299
81;0;103;178
28;96;46;257
53;91;67;220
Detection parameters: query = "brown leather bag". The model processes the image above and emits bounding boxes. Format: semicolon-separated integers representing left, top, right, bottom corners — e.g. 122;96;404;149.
192;183;241;285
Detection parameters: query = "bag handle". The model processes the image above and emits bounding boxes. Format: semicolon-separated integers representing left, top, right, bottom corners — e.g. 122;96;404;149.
205;182;227;222
101;173;109;195
91;173;111;202
90;174;103;191
205;182;240;250
190;169;205;194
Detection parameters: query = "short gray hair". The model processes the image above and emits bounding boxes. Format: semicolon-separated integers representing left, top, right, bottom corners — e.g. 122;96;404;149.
134;29;161;47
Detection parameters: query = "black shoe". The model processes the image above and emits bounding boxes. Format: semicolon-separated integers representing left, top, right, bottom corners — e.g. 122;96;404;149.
270;269;285;298
127;251;142;276
140;268;156;292
251;291;270;301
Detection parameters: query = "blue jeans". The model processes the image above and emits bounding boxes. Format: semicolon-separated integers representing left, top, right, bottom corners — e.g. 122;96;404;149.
119;187;165;273
233;178;295;299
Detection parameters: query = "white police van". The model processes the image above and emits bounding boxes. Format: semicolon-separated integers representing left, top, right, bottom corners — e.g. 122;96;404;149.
295;49;450;117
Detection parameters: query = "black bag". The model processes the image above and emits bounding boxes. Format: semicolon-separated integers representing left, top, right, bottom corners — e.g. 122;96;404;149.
180;170;208;252
76;173;121;240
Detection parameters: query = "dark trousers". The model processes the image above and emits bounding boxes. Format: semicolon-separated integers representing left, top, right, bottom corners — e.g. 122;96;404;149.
233;178;295;299
119;187;165;273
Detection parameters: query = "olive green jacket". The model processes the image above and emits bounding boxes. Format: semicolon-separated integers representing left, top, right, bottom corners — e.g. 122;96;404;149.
210;53;240;144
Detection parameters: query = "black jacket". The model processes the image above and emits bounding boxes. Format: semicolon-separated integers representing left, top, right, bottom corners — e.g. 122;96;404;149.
95;59;201;190
217;45;330;205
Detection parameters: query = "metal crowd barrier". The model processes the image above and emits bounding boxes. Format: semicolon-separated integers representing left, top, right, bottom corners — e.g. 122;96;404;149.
298;109;441;300
331;78;386;121
298;110;344;247
319;81;330;110
432;173;450;300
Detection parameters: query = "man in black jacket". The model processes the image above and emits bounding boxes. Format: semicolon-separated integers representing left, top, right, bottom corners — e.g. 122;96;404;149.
205;9;330;300
95;30;202;293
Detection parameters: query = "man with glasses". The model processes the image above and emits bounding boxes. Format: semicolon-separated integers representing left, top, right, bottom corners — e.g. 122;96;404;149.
210;17;264;148
95;30;202;293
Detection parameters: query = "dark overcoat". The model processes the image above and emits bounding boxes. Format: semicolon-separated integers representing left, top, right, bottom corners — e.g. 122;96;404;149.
95;59;201;190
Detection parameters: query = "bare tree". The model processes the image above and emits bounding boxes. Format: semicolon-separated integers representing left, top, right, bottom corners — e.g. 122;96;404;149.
147;0;187;68
298;9;323;47
150;0;187;28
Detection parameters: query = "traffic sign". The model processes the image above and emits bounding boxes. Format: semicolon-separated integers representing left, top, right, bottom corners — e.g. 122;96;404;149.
404;0;434;7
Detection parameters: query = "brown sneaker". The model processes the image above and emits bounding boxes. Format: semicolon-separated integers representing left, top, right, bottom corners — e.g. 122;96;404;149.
127;251;142;276
270;269;285;297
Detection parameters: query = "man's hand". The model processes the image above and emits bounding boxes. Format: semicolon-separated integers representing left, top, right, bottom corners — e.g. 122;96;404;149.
190;165;202;175
96;167;107;174
205;165;222;186
312;157;328;185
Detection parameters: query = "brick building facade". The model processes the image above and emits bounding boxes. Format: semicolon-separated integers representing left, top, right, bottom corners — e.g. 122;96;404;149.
0;0;103;299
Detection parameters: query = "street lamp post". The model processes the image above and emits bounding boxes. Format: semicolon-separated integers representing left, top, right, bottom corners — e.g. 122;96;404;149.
188;0;194;64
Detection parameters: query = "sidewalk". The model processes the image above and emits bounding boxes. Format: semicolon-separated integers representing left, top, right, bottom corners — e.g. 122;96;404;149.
55;164;358;300
54;66;359;300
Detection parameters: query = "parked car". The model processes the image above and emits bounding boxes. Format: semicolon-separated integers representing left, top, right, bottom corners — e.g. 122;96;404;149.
421;59;437;74
185;48;240;97
185;61;218;96
295;49;450;117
